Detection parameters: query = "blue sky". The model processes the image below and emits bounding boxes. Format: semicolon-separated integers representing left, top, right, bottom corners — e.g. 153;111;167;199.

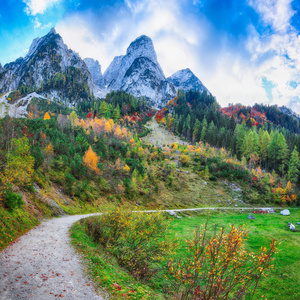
1;0;300;112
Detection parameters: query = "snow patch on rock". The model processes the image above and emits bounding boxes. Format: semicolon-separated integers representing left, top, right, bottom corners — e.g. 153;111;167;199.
0;92;46;118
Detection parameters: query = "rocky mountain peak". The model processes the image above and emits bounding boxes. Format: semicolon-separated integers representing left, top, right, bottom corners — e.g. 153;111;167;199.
0;28;100;103
103;34;165;94
126;35;157;62
167;68;210;94
25;27;63;60
49;27;57;34
84;58;104;89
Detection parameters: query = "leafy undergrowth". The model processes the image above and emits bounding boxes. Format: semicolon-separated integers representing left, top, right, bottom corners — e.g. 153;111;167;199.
27;97;73;118
70;221;164;300
71;209;300;299
0;208;39;251
0;190;54;251
0;180;105;252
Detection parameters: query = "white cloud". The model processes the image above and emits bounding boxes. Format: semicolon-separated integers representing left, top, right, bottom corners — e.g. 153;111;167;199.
242;7;300;111
33;16;53;30
208;0;300;112
56;0;300;113
34;18;41;29
23;0;61;16
248;0;295;33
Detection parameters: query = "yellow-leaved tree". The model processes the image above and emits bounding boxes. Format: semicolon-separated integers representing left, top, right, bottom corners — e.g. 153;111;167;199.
83;146;100;174
105;121;112;133
44;112;51;120
2;137;34;187
123;164;130;173
286;180;292;192
70;111;78;127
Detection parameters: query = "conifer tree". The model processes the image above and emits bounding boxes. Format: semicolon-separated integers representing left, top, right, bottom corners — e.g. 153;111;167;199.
277;133;289;177
268;130;279;170
99;101;108;117
234;121;247;158
200;116;207;141
185;114;191;140
192;119;201;142
258;130;270;169
207;121;216;145
112;104;121;122
242;130;258;161
288;146;300;183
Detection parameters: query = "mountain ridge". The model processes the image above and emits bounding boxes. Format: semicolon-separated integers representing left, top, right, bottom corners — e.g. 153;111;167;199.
0;29;210;108
0;28;101;104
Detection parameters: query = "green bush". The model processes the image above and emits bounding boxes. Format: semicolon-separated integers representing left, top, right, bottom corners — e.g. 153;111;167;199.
3;188;24;211
82;206;176;279
209;175;217;181
64;172;75;195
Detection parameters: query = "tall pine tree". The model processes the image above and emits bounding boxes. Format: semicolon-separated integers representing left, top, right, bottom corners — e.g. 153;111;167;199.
277;133;289;177
288;146;300;183
200;116;207;142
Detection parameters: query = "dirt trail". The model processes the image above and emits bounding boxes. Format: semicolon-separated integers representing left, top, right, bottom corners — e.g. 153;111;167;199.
0;214;104;300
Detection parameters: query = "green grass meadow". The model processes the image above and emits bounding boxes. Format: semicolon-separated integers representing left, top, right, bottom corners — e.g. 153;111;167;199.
71;209;300;299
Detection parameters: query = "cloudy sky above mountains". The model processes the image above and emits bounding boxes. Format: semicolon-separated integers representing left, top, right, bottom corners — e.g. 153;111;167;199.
1;0;300;111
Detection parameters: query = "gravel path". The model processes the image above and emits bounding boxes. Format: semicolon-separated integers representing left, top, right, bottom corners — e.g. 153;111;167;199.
138;207;285;213
0;214;104;300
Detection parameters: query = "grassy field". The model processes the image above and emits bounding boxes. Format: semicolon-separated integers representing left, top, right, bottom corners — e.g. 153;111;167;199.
169;210;300;300
142;116;188;146
71;208;300;299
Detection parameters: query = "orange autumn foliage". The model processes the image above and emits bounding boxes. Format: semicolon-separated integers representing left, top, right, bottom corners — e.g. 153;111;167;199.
286;180;292;192
77;117;130;141
44;112;51;120
45;143;54;155
83;146;100;174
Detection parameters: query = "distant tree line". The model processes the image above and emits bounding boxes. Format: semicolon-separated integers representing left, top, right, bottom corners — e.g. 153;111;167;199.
162;90;300;183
